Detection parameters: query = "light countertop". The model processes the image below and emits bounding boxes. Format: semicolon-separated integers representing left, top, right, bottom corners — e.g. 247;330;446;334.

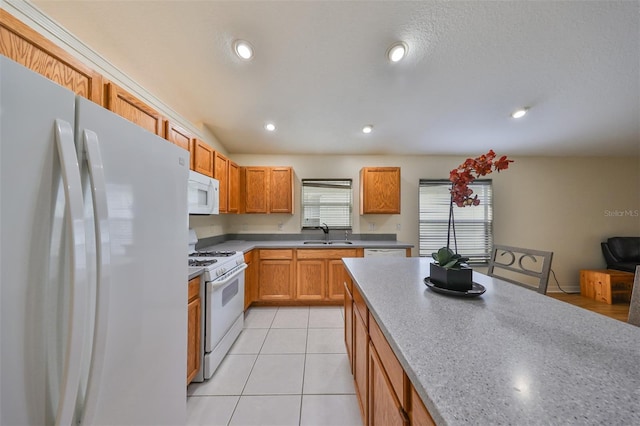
199;239;413;253
343;257;640;425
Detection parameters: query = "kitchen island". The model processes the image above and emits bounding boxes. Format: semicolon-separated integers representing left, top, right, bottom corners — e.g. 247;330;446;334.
343;257;640;425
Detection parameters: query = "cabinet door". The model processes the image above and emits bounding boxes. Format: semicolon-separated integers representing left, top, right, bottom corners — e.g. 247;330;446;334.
164;121;192;152
269;167;293;213
410;385;436;426
369;342;409;426
344;284;354;372
228;160;240;213
244;251;256;310
214;152;229;213
0;10;103;103
243;167;269;213
258;260;294;300
192;138;214;177
353;307;368;425
328;259;351;301
360;167;401;214
186;277;201;384
296;259;326;300
104;82;164;136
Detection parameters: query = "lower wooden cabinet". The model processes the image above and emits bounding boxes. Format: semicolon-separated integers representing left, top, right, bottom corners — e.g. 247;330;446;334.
353;299;369;425
258;249;295;301
296;249;359;302
344;283;354;371
346;283;437;426
244;250;256;310
409;385;436;426
369;342;409;426
186;276;201;385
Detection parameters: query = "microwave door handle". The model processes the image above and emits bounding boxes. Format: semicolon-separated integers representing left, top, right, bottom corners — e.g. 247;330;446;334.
79;129;112;425
53;119;88;426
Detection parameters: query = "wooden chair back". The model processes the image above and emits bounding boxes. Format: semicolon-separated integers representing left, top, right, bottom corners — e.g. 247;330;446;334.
487;245;554;294
628;266;640;327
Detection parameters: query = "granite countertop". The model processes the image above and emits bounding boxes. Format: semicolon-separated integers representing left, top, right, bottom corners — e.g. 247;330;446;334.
199;239;413;253
343;257;640;425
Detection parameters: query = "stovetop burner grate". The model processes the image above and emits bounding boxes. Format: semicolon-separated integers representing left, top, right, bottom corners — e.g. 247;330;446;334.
189;250;237;258
188;259;217;267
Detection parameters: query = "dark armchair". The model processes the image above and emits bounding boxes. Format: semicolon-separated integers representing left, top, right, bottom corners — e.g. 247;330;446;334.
601;237;640;273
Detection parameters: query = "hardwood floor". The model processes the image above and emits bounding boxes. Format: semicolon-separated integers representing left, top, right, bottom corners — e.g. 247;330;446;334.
547;292;630;323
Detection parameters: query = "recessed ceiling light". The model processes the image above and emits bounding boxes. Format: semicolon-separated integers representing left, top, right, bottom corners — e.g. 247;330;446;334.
233;40;253;60
511;108;529;119
264;122;276;132
362;125;373;134
387;42;408;63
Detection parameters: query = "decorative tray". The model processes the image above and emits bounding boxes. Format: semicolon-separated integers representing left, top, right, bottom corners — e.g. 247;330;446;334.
423;277;486;298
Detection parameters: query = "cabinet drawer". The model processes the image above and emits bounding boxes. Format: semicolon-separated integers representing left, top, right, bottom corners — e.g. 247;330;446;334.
296;248;359;259
188;276;200;301
259;249;293;260
353;285;368;326
369;313;405;406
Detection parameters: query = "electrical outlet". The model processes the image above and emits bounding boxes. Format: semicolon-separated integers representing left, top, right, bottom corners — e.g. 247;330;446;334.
277;222;283;231
396;223;401;231
369;222;376;231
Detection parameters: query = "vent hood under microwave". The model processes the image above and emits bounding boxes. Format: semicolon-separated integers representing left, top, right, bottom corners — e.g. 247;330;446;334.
188;170;219;215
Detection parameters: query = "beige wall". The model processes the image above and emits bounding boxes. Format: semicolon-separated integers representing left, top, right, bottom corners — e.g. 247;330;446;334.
190;154;640;292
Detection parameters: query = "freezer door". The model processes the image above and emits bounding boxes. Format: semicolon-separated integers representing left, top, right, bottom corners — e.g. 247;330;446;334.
75;97;189;425
0;57;85;425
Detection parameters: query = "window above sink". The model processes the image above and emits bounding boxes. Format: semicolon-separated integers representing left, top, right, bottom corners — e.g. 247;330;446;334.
301;179;352;230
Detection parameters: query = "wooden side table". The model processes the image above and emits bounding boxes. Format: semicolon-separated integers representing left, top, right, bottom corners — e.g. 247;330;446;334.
579;269;635;304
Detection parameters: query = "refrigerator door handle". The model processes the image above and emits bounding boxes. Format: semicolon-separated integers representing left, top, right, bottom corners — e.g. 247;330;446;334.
79;129;112;425
54;119;88;426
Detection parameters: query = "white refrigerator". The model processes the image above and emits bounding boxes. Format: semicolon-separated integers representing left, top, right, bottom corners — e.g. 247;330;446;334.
1;57;188;425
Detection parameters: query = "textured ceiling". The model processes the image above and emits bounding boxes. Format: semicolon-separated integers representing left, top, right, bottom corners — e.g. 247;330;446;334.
32;1;640;156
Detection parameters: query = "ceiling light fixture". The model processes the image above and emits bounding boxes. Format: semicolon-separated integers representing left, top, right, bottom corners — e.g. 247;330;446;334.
387;41;408;63
511;108;529;119
362;125;373;134
264;122;276;132
233;40;253;60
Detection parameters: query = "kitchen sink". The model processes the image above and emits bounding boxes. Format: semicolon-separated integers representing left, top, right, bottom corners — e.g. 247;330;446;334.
303;240;353;245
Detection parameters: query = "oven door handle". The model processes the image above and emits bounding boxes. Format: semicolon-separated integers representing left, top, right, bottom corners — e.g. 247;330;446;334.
207;263;248;290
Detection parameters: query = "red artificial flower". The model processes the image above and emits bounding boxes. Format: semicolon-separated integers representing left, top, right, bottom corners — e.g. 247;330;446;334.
449;150;514;208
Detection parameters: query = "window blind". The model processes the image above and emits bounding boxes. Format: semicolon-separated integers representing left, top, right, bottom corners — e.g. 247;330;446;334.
419;179;493;264
301;179;352;229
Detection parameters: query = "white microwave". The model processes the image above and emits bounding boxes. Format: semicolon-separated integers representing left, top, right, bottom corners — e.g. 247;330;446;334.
188;170;219;215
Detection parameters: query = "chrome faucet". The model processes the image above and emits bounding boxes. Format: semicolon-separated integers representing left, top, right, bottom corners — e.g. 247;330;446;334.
319;223;329;241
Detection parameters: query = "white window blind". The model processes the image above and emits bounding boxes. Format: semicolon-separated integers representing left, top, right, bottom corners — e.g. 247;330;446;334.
301;179;352;229
419;179;493;264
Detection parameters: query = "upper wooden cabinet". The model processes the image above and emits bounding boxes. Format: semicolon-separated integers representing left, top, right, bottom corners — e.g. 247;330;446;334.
228;160;240;214
214;152;229;213
103;81;164;136
164;121;192;152
270;167;294;213
191;138;214;177
0;10;103;103
360;167;401;214
242;166;294;214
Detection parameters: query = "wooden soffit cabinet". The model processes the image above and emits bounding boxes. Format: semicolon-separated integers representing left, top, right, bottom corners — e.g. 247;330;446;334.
0;9;103;103
103;82;164;136
164;121;193;153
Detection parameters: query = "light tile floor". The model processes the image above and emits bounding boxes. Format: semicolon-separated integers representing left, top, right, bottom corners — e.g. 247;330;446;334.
187;306;362;426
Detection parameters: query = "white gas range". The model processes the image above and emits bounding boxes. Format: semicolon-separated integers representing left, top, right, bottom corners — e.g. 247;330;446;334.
188;230;247;382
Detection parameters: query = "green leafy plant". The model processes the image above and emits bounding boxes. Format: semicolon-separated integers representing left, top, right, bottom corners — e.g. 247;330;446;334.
431;247;469;270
